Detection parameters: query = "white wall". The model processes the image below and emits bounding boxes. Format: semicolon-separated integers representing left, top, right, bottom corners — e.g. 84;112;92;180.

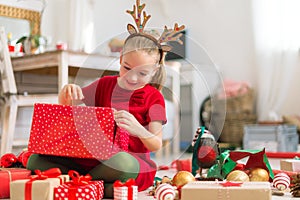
42;0;256;85
40;0;299;116
41;0;69;47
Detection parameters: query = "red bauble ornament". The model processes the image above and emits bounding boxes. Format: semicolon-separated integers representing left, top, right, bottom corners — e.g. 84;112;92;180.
18;150;33;168
197;146;217;164
1;153;18;167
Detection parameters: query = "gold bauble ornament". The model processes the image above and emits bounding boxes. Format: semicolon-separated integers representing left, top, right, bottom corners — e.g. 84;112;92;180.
249;168;269;182
172;171;195;187
226;170;250;182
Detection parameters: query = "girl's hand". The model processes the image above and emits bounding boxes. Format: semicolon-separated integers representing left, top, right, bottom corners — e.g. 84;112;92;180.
113;110;144;137
114;109;163;151
58;84;84;105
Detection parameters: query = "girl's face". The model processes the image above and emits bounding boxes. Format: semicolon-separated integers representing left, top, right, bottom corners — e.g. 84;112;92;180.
118;51;159;90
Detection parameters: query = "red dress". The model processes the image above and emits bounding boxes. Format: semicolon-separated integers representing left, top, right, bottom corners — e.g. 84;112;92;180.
82;75;167;191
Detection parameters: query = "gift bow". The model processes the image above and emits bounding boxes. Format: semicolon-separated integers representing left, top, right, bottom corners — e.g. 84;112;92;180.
68;170;92;186
114;179;136;200
31;168;62;181
66;170;94;200
25;168;62;200
114;178;135;187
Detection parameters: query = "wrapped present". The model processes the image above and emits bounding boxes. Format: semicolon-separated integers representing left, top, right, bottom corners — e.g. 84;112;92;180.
54;170;104;200
113;179;138;200
28;103;129;159
0;168;31;199
280;159;300;172
10;168;65;200
181;181;271;200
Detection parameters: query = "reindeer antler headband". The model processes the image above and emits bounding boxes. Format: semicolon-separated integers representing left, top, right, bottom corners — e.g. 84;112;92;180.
125;0;185;53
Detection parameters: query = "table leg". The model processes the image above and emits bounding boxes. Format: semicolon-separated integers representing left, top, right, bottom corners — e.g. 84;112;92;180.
57;51;69;90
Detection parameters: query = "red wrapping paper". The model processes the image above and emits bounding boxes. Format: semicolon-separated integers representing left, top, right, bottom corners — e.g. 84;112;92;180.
28;103;129;159
0;168;31;199
53;170;104;200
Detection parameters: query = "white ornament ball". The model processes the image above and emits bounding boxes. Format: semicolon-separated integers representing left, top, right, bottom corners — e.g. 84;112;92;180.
273;173;290;191
155;183;176;200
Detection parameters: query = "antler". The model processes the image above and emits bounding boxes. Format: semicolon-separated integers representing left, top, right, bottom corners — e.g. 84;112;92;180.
126;0;151;33
159;23;185;45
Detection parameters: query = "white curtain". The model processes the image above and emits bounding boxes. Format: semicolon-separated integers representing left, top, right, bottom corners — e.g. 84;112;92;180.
68;0;96;52
252;0;300;121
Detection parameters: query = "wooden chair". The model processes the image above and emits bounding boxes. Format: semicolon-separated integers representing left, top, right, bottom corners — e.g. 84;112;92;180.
0;26;58;155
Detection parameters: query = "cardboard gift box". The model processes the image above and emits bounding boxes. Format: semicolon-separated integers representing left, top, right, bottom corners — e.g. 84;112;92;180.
10;168;68;200
280;159;300;172
10;178;61;200
181;181;271;200
54;170;104;200
0;168;31;199
28;103;129;160
113;179;138;200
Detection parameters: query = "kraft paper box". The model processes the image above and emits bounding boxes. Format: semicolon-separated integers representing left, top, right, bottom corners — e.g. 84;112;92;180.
280;159;300;172
28;103;129;159
181;181;271;200
0;168;31;199
10;178;61;200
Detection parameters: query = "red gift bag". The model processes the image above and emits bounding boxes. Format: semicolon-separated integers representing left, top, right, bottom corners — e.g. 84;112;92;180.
28;103;129;160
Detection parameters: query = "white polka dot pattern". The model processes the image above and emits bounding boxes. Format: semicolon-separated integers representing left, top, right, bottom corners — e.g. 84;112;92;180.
53;180;104;200
28;103;129;159
114;186;138;200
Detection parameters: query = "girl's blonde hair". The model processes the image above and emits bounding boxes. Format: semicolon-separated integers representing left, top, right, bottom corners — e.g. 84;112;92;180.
123;34;166;91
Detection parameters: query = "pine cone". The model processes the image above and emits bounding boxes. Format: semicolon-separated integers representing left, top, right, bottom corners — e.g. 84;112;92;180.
291;173;300;184
290;183;300;197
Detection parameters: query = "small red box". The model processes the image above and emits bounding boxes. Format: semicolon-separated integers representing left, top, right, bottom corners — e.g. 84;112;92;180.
28;103;129;160
0;168;31;199
114;179;138;200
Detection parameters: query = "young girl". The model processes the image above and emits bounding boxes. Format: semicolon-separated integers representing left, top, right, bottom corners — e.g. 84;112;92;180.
27;1;184;197
27;35;168;197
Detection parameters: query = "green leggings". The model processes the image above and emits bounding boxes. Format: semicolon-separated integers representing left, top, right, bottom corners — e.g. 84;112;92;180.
26;152;140;198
